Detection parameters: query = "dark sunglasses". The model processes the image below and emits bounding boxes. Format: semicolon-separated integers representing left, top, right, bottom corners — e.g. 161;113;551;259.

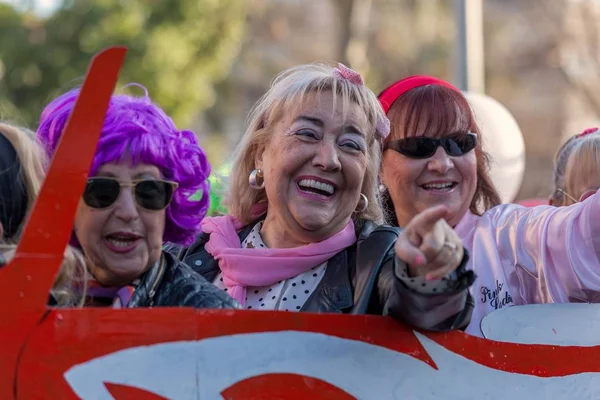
83;177;178;210
384;132;478;159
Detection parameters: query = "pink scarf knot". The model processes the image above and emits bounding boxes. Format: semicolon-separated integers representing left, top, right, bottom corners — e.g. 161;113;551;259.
201;206;357;306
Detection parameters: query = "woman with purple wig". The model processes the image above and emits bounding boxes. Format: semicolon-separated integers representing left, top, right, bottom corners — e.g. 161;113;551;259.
36;86;240;309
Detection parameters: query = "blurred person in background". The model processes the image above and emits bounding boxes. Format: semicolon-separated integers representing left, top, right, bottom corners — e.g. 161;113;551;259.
549;127;600;206
0;121;86;306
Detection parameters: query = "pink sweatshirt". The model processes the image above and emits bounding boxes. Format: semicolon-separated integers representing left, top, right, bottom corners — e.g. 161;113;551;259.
454;190;600;336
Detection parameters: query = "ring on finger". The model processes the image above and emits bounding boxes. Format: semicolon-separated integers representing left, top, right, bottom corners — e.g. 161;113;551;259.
443;240;459;252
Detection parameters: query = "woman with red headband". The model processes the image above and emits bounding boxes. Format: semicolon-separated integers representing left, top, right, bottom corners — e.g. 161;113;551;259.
378;76;600;336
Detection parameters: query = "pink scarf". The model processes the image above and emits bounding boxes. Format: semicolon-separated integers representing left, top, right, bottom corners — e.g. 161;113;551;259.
201;205;357;306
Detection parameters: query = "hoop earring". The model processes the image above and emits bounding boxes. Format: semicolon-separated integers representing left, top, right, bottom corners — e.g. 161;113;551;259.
249;168;265;190
355;193;368;213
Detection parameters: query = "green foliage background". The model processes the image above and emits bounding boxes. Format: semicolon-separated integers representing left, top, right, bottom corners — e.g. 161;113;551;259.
0;0;246;128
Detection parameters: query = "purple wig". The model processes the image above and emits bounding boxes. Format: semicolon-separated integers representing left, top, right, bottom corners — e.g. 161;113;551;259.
36;86;210;246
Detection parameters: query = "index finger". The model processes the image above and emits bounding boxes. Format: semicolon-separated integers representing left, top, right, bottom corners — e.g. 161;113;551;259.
405;205;448;238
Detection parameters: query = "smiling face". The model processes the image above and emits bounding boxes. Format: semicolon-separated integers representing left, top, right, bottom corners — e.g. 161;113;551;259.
257;90;369;247
382;138;477;228
381;86;478;227
74;162;166;286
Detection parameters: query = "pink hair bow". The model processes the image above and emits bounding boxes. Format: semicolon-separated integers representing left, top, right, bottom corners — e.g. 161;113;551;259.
333;63;390;141
333;63;364;85
376;114;391;140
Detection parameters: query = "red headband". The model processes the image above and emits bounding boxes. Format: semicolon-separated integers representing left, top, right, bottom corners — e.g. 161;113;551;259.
378;75;459;113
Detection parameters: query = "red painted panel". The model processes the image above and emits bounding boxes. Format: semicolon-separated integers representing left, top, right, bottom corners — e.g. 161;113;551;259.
0;46;126;399
14;309;600;397
17;309;197;398
221;373;356;399
0;47;599;399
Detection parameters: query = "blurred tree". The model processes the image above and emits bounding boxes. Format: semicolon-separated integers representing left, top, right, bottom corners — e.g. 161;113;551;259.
532;0;600;117
203;0;456;151
364;0;456;91
0;0;246;127
334;0;372;75
0;4;33;123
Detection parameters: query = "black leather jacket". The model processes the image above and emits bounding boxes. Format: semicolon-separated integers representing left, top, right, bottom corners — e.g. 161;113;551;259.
127;251;241;309
169;220;475;331
45;251;240;309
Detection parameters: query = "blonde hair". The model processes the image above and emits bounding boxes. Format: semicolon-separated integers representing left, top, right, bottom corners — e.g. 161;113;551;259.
0;243;87;307
229;63;387;225
551;130;600;205
0;122;86;306
0;122;46;239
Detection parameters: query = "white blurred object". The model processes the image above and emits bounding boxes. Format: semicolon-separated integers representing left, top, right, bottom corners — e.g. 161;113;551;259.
464;92;526;203
481;303;600;346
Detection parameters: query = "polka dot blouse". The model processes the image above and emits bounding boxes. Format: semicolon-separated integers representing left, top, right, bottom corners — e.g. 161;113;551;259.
212;221;327;311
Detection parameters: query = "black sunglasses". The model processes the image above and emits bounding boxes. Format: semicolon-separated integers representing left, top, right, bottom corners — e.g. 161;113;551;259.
83;177;178;210
384;132;478;159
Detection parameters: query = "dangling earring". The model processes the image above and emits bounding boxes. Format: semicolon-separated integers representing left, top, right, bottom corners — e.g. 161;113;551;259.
355;193;368;213
249;168;265;190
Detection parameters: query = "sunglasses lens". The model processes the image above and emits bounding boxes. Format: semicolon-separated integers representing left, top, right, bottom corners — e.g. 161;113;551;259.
135;180;174;210
444;134;477;156
83;178;120;208
388;133;477;159
396;137;438;158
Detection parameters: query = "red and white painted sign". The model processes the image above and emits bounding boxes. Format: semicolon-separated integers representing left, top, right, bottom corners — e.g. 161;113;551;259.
1;47;599;399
